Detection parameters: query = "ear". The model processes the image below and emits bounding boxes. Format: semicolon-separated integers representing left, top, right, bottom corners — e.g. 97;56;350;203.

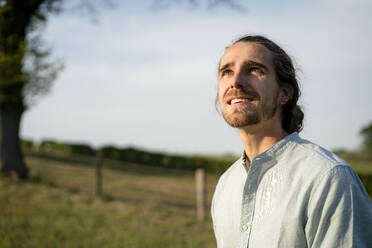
279;85;293;105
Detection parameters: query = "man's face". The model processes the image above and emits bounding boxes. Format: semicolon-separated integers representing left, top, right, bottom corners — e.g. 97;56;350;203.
218;41;281;128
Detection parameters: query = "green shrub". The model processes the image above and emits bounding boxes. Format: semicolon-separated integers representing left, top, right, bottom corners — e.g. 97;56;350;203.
102;146;121;160
39;140;66;152
21;139;34;151
67;143;96;156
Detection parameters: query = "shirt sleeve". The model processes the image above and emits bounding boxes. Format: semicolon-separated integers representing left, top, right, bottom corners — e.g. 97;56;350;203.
305;165;372;248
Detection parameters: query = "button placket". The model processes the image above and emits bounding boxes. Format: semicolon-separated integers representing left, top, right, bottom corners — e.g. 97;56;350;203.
240;159;261;247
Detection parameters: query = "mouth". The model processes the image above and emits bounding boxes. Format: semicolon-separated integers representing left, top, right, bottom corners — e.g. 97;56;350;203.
228;97;255;105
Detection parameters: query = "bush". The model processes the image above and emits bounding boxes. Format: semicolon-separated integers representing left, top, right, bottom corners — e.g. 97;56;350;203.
101;146;121;160
67;143;96;156
39;140;66;152
21;139;34;151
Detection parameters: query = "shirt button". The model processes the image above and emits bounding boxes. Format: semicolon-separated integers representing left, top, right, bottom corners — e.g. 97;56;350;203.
242;224;248;231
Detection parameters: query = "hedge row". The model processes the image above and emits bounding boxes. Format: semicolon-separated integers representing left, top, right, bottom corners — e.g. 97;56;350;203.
22;139;96;156
101;146;235;174
21;139;236;174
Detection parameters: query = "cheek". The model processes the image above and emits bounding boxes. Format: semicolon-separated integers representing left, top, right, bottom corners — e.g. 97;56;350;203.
259;79;279;97
218;81;228;102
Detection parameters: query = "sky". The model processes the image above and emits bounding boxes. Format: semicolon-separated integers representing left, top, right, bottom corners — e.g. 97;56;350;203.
21;0;372;155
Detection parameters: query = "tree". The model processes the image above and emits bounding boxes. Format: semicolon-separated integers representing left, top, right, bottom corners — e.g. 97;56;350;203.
0;0;244;179
0;0;64;179
360;122;372;151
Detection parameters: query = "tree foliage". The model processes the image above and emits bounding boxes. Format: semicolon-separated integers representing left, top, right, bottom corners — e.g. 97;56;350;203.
0;0;62;109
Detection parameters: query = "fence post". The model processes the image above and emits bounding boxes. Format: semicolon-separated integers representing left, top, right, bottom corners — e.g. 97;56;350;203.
195;168;206;221
96;149;103;197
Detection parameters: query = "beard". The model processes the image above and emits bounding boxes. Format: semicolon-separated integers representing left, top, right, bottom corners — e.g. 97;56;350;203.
220;88;279;128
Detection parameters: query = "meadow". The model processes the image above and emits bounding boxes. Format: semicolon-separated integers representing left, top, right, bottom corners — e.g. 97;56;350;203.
0;154;371;248
0;156;219;248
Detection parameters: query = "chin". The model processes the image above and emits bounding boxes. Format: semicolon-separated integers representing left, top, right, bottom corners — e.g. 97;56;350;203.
223;114;260;128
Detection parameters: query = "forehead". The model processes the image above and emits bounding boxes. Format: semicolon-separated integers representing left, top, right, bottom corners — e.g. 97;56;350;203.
220;42;274;69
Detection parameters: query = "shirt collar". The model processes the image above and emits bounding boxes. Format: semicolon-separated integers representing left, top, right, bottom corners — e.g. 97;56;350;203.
241;132;300;164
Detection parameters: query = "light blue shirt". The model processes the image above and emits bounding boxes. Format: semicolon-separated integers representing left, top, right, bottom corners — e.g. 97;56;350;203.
211;132;372;248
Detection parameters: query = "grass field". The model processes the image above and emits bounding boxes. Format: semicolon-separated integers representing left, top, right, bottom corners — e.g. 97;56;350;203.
0;156;219;248
0;154;371;248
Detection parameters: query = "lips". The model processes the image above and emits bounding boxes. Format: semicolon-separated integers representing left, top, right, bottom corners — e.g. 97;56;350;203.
229;97;255;105
224;89;260;105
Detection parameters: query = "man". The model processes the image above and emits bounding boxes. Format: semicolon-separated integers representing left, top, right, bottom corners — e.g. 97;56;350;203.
211;35;372;248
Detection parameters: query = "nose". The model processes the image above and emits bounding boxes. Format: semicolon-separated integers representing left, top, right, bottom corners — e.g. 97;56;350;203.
230;69;246;89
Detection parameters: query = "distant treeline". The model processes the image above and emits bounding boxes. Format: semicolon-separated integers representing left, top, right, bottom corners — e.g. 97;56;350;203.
22;139;237;174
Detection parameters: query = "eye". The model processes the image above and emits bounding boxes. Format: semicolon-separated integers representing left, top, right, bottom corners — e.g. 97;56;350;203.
221;69;233;77
247;67;263;75
249;67;260;73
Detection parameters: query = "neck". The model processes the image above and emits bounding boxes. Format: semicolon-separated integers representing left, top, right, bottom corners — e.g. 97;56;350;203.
238;119;288;163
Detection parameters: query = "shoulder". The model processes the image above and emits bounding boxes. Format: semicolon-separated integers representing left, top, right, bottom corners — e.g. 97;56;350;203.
284;134;350;175
294;135;345;165
276;134;370;200
290;136;371;210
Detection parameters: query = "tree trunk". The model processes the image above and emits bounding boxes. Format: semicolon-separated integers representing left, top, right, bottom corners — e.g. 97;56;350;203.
0;104;28;179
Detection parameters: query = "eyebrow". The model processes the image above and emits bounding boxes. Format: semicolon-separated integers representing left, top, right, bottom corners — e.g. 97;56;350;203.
218;62;233;75
218;60;268;74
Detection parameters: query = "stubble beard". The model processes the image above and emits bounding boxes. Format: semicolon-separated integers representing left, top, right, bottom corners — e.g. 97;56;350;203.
221;104;260;128
221;90;279;128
